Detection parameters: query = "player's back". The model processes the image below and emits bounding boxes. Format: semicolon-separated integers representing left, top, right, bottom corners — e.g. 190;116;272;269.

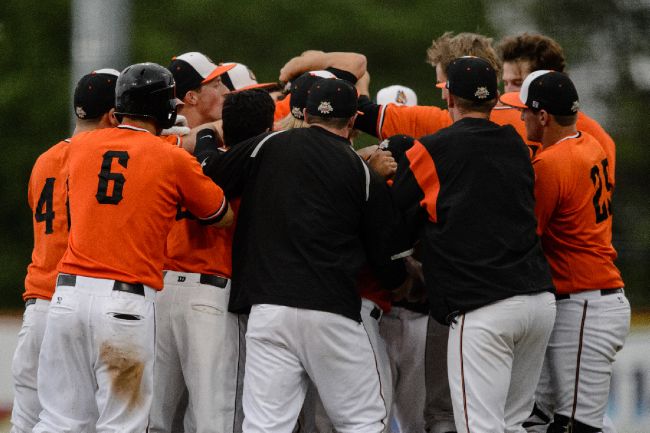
24;139;71;301
59;125;224;289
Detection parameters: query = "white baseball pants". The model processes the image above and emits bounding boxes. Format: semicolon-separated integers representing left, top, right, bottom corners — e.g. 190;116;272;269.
33;275;156;433
424;316;456;433
10;299;50;433
527;289;630;431
149;271;240;433
242;304;388;433
448;291;556;433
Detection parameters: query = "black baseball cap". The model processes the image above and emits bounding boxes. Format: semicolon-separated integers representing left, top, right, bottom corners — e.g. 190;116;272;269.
378;134;416;163
306;78;360;119
500;70;580;116
168;52;236;99
436;56;497;102
288;71;337;119
73;69;120;119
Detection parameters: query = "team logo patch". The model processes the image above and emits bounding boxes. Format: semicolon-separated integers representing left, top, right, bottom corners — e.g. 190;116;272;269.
532;100;540;109
317;101;334;114
378;139;389;150
395;90;407;104
474;87;490;99
75;106;87;118
291;107;304;119
571;100;580;112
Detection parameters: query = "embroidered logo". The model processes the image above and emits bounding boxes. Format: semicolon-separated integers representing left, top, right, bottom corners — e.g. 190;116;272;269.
178;276;186;282
75;106;87;118
317;101;333;115
474;87;490;99
291;106;304;119
395;90;407;104
532;100;540;109
571;100;580;112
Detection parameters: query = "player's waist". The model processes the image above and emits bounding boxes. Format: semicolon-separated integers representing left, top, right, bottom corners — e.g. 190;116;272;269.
55;273;156;299
555;288;624;301
163;270;229;289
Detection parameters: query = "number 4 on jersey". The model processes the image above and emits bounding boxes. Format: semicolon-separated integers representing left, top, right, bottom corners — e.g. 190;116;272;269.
590;158;612;223
35;177;55;234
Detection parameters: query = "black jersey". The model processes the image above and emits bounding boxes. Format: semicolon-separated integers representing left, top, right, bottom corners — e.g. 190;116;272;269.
204;126;406;322
391;117;554;324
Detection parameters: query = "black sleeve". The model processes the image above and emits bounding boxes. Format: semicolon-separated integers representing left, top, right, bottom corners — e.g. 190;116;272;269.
391;156;427;245
325;67;357;84
354;95;381;137
202;133;269;198
360;167;407;290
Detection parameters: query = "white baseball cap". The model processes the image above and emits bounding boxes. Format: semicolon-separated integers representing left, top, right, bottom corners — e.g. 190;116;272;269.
376;85;418;106
221;62;276;92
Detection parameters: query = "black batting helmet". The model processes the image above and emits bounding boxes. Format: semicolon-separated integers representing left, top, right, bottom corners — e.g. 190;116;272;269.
115;62;178;130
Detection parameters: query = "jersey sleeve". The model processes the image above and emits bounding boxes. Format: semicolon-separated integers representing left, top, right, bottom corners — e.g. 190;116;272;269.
172;147;228;224
532;155;561;236
380;104;452;140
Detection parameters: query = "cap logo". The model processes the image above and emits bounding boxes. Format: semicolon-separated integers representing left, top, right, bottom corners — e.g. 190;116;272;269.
532;100;540;109
317;101;333;115
378;139;389;150
571;100;580;112
395;90;407;104
75;106;87;119
474;87;490;99
291;106;304;119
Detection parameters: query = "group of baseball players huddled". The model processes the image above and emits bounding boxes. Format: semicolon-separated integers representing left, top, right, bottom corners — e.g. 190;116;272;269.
13;30;630;433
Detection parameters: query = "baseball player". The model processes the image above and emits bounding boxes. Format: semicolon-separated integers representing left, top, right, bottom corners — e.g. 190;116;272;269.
33;62;232;433
501;71;630;433
391;57;556;433
10;68;119;433
202;78;406;433
149;51;239;433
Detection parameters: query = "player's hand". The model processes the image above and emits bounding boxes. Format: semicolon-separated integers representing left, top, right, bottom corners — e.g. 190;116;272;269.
367;149;397;179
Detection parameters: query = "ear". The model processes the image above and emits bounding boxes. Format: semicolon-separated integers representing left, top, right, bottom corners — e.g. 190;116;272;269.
446;92;455;109
184;90;198;106
539;109;549;127
107;108;119;127
348;113;358;129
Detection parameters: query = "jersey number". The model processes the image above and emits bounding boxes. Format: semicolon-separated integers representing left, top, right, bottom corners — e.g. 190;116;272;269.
35;177;55;234
590;158;612;223
96;151;129;204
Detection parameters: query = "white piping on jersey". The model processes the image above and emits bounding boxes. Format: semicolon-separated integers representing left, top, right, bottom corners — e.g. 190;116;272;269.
198;196;228;221
554;132;581;145
117;124;150;133
391;248;414;260
250;130;285;158
352;153;371;201
377;104;388;139
64;138;71;143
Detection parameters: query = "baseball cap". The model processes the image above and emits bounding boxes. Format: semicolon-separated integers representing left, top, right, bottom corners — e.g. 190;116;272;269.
435;56;497;102
168;52;236;99
221;62;276;92
306;78;360;119
376;85;418;106
73;69;120;119
378;134;415;163
499;70;580;116
289;71;337;119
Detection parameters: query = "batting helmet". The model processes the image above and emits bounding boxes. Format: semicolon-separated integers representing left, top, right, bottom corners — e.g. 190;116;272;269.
115;62;178;129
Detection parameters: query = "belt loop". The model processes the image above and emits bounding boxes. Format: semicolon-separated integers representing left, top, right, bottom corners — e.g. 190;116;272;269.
25;298;37;308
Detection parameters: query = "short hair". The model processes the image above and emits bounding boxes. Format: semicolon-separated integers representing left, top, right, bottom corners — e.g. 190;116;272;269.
528;107;577;127
305;115;350;130
426;32;502;76
453;95;498;115
222;89;275;147
497;33;566;72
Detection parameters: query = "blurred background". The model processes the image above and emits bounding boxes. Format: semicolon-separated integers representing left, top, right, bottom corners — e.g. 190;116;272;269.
0;0;648;429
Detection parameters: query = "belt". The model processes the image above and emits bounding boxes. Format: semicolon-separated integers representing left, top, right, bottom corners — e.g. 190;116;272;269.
56;274;145;296
25;298;37;307
199;274;229;289
555;288;623;301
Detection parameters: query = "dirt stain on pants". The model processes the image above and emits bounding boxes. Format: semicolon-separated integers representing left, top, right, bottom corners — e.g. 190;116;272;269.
100;342;145;411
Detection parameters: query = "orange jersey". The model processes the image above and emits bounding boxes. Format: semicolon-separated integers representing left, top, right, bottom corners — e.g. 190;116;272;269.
58;125;227;290
24;139;71;301
164;198;240;277
577;112;616;185
533;131;623;293
274;96;291;122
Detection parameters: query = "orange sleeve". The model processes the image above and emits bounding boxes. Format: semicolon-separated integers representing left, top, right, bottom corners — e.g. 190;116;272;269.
380;104;452;140
532;155;562;236
405;140;441;222
274;96;291;122
577;113;616;184
171;146;227;221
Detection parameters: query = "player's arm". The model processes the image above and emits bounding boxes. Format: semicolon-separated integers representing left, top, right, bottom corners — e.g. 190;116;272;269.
279;51;367;82
532;157;561;236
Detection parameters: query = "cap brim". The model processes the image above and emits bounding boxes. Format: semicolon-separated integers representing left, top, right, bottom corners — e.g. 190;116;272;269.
202;63;237;84
435;82;446;89
499;92;527;109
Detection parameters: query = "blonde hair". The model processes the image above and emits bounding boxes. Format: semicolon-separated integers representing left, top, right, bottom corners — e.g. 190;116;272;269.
426;32;502;76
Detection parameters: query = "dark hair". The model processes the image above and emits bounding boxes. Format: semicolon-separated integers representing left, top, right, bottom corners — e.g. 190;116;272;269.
528;107;577;127
305;115;350;130
222;89;275;147
498;33;566;73
453;95;497;114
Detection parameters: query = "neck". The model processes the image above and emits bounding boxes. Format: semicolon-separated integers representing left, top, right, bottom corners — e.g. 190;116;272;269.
450;107;490;123
72;120;101;135
311;123;351;140
542;125;578;149
121;117;158;135
180;107;212;129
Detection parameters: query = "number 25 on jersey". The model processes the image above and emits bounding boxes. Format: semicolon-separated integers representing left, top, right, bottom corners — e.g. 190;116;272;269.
590;158;612;223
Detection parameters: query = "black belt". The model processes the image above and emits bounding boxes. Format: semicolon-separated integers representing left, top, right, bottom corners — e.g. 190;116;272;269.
25;298;37;307
199;274;228;289
56;274;145;296
555;288;623;301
